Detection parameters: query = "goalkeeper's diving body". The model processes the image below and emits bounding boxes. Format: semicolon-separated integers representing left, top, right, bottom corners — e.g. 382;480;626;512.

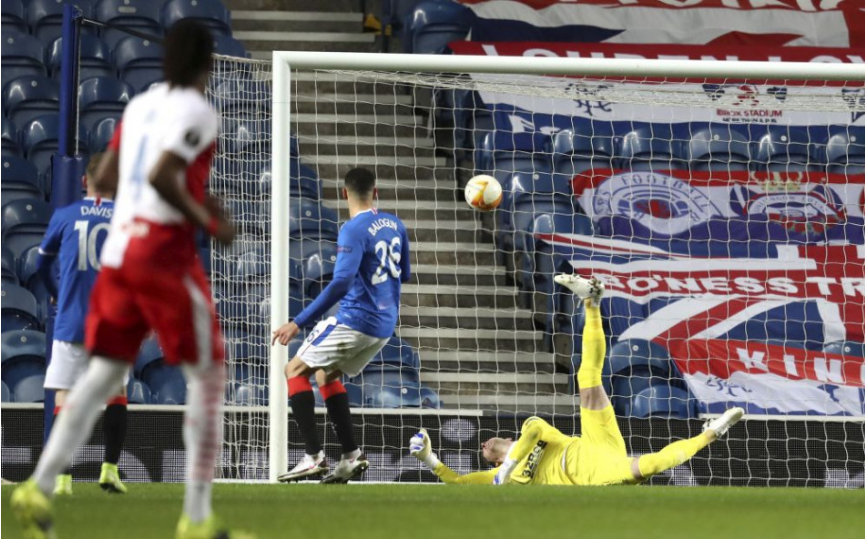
411;275;745;486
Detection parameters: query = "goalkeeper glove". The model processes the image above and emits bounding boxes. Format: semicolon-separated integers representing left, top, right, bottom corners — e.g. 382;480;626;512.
409;428;440;470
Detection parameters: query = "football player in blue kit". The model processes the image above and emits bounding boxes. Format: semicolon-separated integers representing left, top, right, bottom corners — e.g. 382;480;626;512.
36;153;129;495
272;167;411;483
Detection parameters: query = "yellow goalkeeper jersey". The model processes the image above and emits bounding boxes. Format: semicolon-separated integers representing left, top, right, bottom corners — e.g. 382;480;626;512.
433;412;636;486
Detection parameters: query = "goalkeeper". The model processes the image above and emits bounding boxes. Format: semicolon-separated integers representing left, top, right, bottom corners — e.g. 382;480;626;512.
410;274;744;486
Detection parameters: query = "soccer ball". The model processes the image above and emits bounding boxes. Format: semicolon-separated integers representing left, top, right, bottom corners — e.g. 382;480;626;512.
464;175;503;211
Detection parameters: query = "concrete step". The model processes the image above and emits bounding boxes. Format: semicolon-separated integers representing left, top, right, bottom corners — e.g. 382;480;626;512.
399;306;536;332
397;327;544;354
235;30;375;44
307;155;446;168
421;372;569;385
248;40;377;56
231;11;363;32
401;284;517;310
406;224;480;243
293;118;426;139
300;141;437;159
293;94;418;117
439;394;579;414
287;72;416;96
411;263;508;287
335;199;476;222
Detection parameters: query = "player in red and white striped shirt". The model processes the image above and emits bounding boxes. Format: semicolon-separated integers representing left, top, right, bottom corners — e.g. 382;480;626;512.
12;20;251;539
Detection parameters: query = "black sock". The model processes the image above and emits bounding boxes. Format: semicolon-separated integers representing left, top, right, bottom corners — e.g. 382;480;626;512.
289;390;322;455
325;393;358;455
103;403;127;465
54;410;73;476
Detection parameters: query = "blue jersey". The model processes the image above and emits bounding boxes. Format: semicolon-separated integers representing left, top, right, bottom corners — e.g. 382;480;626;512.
39;198;114;343
295;208;410;339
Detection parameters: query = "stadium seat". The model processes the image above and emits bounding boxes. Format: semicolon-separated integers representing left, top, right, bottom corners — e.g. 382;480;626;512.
823;341;865;359
302;243;337;299
17;244;44;288
162;0;232;36
236;246;269;282
213;78;270;115
227;383;264;406
134;337;164;377
629;385;696;419
368;336;421;370
48;34;113;81
607;339;678;414
295;164;322;200
1;329;47;388
686;125;751;172
22;114;87;176
531;212;594;309
89;116;119;151
78;77;133;133
213;34;248;57
2;198;52;259
1;33;46;88
1;380;10;402
355;367;441;408
2;115;20;156
13;374;46;402
95;0;163;49
1;0;27;34
146;364;186;405
288;200;339;242
127;378;152;404
27;0;74;45
755;126;817;172
620;124;683;171
113;36;164;92
2;245;17;281
1;155;44;202
404;0;474;54
2;75;60;128
824;127;865;175
1;284;42;330
549;124;616;178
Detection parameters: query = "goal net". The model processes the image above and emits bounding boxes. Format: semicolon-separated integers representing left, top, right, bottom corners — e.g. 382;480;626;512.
208;52;865;487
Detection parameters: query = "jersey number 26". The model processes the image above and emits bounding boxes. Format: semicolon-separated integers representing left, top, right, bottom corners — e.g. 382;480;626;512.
371;237;401;285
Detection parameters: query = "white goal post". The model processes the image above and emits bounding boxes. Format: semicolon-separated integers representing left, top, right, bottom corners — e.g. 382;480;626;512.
265;52;865;484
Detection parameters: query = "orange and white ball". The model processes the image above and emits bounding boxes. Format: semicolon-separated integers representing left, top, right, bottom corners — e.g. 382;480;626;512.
464;175;503;211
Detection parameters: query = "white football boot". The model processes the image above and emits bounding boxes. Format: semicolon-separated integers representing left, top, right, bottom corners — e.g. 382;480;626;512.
320;451;369;484
702;407;745;438
554;274;605;307
277;451;328;483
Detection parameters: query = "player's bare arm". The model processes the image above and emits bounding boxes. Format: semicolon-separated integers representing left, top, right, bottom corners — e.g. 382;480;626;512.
149;151;235;245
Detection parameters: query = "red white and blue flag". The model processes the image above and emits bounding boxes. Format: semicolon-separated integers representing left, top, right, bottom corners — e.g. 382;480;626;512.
458;0;865;48
538;170;865;416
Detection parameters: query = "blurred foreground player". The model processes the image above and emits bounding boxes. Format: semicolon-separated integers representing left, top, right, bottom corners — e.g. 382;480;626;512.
12;21;252;539
410;275;744;486
272;167;411;483
37;153;128;496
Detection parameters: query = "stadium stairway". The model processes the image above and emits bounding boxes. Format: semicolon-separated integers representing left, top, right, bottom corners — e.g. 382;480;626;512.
228;1;575;414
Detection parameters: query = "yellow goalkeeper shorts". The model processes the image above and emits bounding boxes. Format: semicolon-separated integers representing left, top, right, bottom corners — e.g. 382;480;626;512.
569;406;637;486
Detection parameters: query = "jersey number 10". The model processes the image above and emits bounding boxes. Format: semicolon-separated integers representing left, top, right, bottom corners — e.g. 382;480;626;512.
74;220;110;271
371;237;401;285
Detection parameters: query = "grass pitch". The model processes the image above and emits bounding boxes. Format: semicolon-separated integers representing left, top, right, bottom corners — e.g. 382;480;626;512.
2;483;863;539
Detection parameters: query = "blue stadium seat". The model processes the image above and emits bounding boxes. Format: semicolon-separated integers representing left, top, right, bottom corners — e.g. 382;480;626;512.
213;78;270;114
629;386;696;419
127;378;152;404
2;0;26;34
213;34;247;57
2;75;60;128
236;246;269;282
162;0;231;36
288;200;339;242
18;245;53;319
2;245;17;282
686;125;751;172
1;329;47;388
78;77;133;134
755;126;817;172
302;243;337;299
2;198;52;259
607;339;678;414
13;374;46;402
27;0;74;45
113;36;164;92
1;33;45;88
824;127;865;175
1;380;10;402
823;341;865;359
134;337;164;377
368;336;421;370
22;114;87;176
404;0;473;54
294;164;322;200
227;383;264;406
95;0;163;49
48;34;113;81
89;116;119;151
620;124;683;171
150;366;187;405
1;284;41;330
549;124;616;178
354;367;441;408
2;115;19;156
1;156;44;202
530;213;594;306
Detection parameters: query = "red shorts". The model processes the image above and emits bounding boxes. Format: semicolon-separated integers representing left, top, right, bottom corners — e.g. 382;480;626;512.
85;262;224;366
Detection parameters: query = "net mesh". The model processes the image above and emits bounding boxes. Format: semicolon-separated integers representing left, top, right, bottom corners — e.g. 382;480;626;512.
207;53;865;483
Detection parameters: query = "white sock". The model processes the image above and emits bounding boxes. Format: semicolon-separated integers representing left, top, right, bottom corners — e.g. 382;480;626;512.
33;357;128;495
182;363;225;524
